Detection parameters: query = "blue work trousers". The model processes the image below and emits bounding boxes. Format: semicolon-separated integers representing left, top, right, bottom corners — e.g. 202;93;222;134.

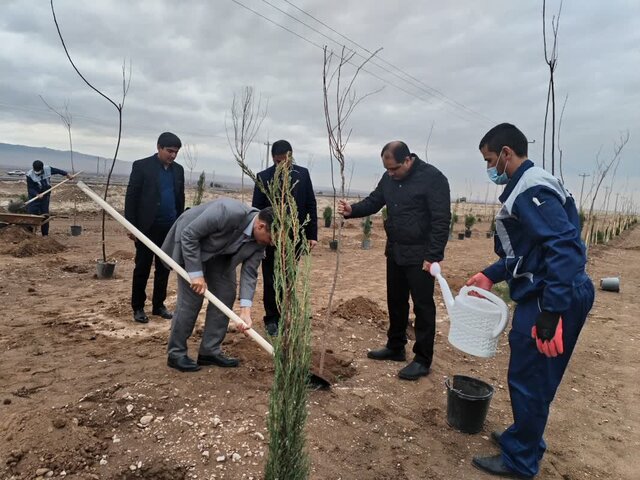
500;275;594;477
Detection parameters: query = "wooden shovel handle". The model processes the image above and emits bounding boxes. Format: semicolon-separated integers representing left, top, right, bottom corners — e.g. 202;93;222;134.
24;171;83;206
74;181;274;356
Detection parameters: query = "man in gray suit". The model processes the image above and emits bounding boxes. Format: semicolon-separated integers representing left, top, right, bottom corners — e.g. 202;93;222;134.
162;198;274;372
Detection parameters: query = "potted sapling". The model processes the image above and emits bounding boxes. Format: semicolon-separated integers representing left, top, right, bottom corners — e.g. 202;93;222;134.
464;214;476;238
361;215;372;250
323;205;332;228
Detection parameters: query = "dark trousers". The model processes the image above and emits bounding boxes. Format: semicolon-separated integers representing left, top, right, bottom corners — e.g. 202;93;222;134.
385;257;436;367
261;242;305;326
131;224;172;311
500;276;594;477
261;245;279;325
27;196;50;236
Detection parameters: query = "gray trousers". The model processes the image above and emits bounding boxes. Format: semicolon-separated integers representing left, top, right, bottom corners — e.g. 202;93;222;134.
167;257;237;359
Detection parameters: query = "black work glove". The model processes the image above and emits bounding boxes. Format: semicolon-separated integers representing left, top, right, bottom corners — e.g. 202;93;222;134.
535;312;561;340
531;311;564;357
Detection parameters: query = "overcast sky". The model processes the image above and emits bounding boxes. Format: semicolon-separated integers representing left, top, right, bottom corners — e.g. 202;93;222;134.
1;0;638;209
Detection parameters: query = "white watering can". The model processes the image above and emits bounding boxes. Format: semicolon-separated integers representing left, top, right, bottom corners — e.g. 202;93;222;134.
430;263;509;358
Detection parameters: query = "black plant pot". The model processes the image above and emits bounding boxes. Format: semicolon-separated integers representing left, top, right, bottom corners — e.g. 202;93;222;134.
458;233;465;240
329;240;339;251
361;238;372;250
70;225;83;236
96;259;117;279
324;218;331;228
464;229;472;238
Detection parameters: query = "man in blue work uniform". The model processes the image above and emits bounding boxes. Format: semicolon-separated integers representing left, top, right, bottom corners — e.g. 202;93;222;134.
466;123;594;479
25;160;72;236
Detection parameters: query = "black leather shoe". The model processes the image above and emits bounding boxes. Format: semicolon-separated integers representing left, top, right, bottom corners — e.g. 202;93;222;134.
367;347;406;362
197;353;240;368
133;309;149;323
167;356;201;372
152;306;173;319
265;321;279;337
398;361;430;380
472;454;533;479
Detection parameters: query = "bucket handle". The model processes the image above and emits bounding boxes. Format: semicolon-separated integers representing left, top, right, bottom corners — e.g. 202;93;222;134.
459;285;509;338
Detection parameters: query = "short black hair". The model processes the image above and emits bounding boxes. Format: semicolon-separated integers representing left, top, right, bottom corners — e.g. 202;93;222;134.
479;123;528;157
258;207;274;229
157;132;182;149
380;141;411;164
32;160;44;171
271;140;292;156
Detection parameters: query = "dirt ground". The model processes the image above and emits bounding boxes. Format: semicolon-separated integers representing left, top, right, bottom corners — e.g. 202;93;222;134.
0;181;638;480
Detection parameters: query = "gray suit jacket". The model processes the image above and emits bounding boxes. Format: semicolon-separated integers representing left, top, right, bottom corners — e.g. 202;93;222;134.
161;198;265;302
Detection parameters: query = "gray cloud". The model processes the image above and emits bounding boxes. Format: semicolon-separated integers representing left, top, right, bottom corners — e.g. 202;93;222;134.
1;0;638;208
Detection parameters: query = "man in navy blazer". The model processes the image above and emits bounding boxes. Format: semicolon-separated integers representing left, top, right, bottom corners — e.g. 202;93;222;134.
251;140;318;336
125;132;185;324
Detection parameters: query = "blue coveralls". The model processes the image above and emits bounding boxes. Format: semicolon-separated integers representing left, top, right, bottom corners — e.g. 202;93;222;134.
26;166;68;236
482;160;595;477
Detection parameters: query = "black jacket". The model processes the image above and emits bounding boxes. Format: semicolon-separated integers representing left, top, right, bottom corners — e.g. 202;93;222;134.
349;156;451;265
124;154;185;234
251;163;318;241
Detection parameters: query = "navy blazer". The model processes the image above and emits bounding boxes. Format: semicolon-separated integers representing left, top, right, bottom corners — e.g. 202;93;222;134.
124;154;185;233
251;163;318;241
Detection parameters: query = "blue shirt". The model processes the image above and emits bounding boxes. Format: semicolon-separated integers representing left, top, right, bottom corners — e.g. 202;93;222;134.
155;163;177;226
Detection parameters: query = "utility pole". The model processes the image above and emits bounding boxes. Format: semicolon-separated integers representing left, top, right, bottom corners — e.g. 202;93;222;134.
263;139;271;170
578;173;590;211
96;156;100;176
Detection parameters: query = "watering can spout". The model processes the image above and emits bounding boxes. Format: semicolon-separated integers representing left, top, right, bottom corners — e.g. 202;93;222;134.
429;262;455;311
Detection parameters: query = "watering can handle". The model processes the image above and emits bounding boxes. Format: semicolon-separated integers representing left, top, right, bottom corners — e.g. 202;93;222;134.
460;286;509;338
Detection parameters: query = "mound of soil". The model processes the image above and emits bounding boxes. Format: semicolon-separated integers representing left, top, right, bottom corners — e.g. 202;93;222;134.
311;348;357;384
5;237;66;257
0;225;33;243
52;187;86;203
333;296;387;322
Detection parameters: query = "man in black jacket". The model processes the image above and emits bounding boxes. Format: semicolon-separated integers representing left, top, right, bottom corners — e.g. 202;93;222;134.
125;132;185;324
251;140;318;336
339;141;451;380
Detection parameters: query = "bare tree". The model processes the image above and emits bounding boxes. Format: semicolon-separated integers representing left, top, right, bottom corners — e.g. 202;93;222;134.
39;95;81;226
557;93;568;183
320;44;381;374
51;0;131;265
542;0;563;173
584;131;629;248
424;120;435;163
226;86;268;203
182;143;198;186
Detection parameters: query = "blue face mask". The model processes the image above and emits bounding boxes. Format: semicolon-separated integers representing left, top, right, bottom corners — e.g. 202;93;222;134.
487;151;509;185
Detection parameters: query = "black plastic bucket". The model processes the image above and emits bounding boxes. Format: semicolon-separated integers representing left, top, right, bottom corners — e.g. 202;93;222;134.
445;375;494;434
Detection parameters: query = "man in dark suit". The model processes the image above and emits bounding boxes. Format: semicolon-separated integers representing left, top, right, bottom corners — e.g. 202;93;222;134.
251;140;317;336
125;132;185;324
161;198;274;372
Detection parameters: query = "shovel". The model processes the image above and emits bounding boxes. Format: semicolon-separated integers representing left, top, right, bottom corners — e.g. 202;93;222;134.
9;171;83;212
75;181;331;388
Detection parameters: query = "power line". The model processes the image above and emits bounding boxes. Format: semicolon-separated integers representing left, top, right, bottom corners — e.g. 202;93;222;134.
231;0;490;125
276;0;494;124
